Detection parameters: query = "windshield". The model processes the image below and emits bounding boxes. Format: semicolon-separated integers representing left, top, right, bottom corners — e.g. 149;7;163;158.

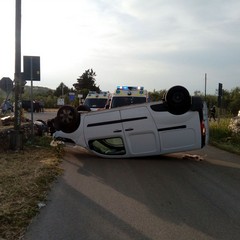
84;98;108;108
111;97;146;108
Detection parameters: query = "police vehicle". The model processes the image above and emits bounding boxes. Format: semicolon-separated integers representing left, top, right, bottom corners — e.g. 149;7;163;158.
52;85;209;159
84;91;111;111
106;86;148;109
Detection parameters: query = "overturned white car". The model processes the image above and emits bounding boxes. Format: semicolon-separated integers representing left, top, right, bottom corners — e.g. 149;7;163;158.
52;86;209;158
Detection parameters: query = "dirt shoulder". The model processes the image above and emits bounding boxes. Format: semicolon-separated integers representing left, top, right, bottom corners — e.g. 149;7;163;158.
0;138;63;240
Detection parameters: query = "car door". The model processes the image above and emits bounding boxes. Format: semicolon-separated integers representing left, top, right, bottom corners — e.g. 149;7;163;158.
150;109;202;154
120;106;160;156
83;109;129;157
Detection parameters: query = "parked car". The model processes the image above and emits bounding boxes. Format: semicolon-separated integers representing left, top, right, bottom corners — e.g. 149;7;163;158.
52;85;209;158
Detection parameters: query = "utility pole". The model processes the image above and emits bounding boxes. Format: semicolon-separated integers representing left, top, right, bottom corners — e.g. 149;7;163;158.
10;0;22;150
204;73;207;101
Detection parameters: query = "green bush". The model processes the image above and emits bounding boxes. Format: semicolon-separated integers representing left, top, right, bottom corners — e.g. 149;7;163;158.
209;118;240;154
209;119;231;140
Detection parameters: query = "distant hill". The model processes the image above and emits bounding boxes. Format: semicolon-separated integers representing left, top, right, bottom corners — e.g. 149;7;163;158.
0;86;54;101
1;86;58;108
24;85;54;94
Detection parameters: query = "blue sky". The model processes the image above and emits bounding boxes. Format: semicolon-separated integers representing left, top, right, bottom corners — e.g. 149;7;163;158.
0;0;240;95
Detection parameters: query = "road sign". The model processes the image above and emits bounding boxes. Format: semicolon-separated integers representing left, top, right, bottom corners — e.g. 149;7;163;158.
23;56;40;81
69;92;75;101
0;77;13;93
57;98;65;106
218;83;223;96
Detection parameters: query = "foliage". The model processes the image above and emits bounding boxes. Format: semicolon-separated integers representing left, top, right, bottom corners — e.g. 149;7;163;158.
203;87;239;117
54;82;71;97
227;87;240;115
156;86;240;118
0;89;13;106
21;86;58;108
148;89;166;102
2;77;239;114
209;119;231;140
73;69;100;98
53;82;79;106
209;118;240;154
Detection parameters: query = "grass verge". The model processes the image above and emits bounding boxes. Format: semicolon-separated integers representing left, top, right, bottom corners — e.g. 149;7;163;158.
209;118;240;155
0;136;63;240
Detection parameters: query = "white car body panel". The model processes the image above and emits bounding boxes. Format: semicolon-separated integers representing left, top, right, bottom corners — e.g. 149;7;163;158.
120;106;160;156
83;110;122;144
53;102;206;158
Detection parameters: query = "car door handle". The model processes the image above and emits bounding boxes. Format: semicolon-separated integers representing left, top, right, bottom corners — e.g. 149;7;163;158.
125;128;134;131
113;129;122;133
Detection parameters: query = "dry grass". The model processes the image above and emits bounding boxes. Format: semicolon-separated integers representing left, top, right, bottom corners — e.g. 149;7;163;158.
0;137;63;240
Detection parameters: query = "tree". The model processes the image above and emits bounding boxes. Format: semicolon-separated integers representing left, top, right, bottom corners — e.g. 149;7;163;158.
148;89;167;102
54;82;70;97
228;87;240;115
73;69;100;98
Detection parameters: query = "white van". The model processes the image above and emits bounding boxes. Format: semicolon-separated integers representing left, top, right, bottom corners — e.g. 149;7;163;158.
53;85;208;158
106;86;148;109
84;91;111;111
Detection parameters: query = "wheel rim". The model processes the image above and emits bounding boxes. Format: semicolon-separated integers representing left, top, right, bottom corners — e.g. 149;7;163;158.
59;108;74;124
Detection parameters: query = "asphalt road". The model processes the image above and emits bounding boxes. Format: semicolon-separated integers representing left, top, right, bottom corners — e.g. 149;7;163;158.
23;144;240;240
24;109;57;122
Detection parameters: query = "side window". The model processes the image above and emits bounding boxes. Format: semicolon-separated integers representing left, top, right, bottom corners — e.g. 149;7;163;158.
89;137;126;155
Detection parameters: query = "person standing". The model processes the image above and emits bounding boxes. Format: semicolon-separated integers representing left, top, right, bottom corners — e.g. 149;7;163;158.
209;105;216;121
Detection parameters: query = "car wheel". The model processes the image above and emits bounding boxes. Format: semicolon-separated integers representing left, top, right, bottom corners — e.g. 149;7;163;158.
57;106;80;133
165;85;191;115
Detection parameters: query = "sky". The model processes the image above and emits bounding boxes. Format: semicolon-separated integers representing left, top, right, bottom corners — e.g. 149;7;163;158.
0;0;240;95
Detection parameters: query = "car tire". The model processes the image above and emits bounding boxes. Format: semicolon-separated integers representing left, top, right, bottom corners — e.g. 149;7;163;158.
165;85;191;115
57;106;80;133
